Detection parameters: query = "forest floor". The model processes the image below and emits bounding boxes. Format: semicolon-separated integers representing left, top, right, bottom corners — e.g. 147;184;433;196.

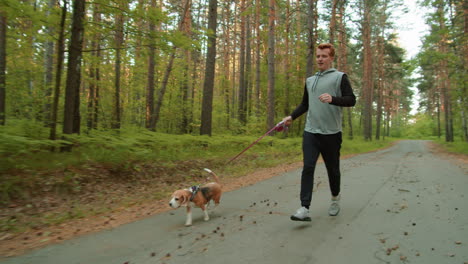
0;141;466;258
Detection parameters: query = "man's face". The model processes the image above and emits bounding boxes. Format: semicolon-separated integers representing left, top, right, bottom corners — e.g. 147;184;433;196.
316;48;333;72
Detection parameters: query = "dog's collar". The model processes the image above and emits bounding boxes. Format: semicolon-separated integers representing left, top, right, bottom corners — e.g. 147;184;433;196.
189;185;200;201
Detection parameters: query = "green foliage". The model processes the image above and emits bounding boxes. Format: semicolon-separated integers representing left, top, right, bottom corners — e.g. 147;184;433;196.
341;137;399;156
414;0;466;142
0;119;405;233
0;122;300;172
0;120;68;170
0;119;402;176
403;114;438;139
434;139;468;155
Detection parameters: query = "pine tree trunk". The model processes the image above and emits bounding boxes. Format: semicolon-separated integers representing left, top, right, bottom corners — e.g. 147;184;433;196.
49;0;66;141
145;44;155;130
306;0;318;77
267;0;276;129
87;55;96;131
463;0;468;141
0;12;6;126
230;1;237;119
255;0;261;117
284;0;291;117
87;5;101;131
112;4;125;130
200;0;218;136
362;0;373;141
153;0;191;131
152;50;175;130
180;0;192;134
221;3;231;129
375;35;384;140
437;92;441;138
238;0;247;124
329;0;338;44
245;14;252;117
375;0;387;141
438;3;453;142
63;0;85;137
43;0;56;127
24;0;34;119
145;0;157;130
336;0;353;139
93;49;100;130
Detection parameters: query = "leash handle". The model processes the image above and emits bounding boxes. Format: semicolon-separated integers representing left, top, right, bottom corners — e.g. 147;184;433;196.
227;121;287;164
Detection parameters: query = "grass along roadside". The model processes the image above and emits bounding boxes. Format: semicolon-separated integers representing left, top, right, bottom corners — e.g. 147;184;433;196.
1;135;466;258
0;128;398;236
0;134;404;257
433;138;468;155
1;126;466;257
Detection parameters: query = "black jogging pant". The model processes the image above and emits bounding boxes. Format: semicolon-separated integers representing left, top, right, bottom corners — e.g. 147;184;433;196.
300;131;342;208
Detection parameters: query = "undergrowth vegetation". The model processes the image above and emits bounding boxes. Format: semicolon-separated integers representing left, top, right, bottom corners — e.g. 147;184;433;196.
0;120;412;233
435;138;468;155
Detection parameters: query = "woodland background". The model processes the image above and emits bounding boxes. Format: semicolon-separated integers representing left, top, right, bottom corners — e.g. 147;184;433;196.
0;0;467;235
0;0;466;141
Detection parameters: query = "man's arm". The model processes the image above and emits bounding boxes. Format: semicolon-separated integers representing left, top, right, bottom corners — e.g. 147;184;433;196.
290;83;309;120
330;74;356;107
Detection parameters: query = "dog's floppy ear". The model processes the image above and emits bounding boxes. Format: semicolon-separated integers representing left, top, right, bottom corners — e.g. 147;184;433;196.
180;190;191;205
180;195;187;205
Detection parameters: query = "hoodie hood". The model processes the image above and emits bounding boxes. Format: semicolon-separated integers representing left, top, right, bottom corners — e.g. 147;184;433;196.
316;68;337;76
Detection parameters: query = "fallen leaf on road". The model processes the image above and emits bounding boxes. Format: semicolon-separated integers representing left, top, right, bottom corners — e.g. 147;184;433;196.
386;248;392;255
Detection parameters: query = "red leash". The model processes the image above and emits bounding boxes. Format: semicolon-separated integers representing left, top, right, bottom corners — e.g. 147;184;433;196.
227;121;288;164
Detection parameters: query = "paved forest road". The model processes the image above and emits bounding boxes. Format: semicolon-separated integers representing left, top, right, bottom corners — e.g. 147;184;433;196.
1;140;467;264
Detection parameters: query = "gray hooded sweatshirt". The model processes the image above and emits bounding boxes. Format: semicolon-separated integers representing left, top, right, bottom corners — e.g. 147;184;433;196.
291;68;356;134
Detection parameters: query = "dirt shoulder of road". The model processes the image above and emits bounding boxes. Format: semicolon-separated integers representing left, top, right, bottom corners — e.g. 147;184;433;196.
427;141;468;170
1;162;304;258
1;141;466;259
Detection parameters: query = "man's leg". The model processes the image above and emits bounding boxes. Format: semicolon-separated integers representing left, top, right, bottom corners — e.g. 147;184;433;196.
300;132;321;208
291;132;320;221
320;132;342;216
320;132;342;197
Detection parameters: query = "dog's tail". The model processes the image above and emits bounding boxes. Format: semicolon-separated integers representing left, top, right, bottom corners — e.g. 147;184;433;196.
204;168;221;185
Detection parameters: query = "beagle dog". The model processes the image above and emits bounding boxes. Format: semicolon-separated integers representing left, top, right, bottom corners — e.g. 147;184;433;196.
169;168;222;226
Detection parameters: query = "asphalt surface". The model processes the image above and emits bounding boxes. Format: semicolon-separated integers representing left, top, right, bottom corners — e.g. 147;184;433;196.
1;140;467;264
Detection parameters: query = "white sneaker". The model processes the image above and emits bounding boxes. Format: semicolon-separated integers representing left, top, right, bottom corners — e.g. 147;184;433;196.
329;196;340;216
290;206;311;221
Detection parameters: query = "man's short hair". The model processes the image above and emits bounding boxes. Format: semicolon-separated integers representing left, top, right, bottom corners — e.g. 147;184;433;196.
317;43;335;57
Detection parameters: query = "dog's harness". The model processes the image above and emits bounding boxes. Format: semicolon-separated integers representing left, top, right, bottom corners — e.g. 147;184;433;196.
189;185;200;201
